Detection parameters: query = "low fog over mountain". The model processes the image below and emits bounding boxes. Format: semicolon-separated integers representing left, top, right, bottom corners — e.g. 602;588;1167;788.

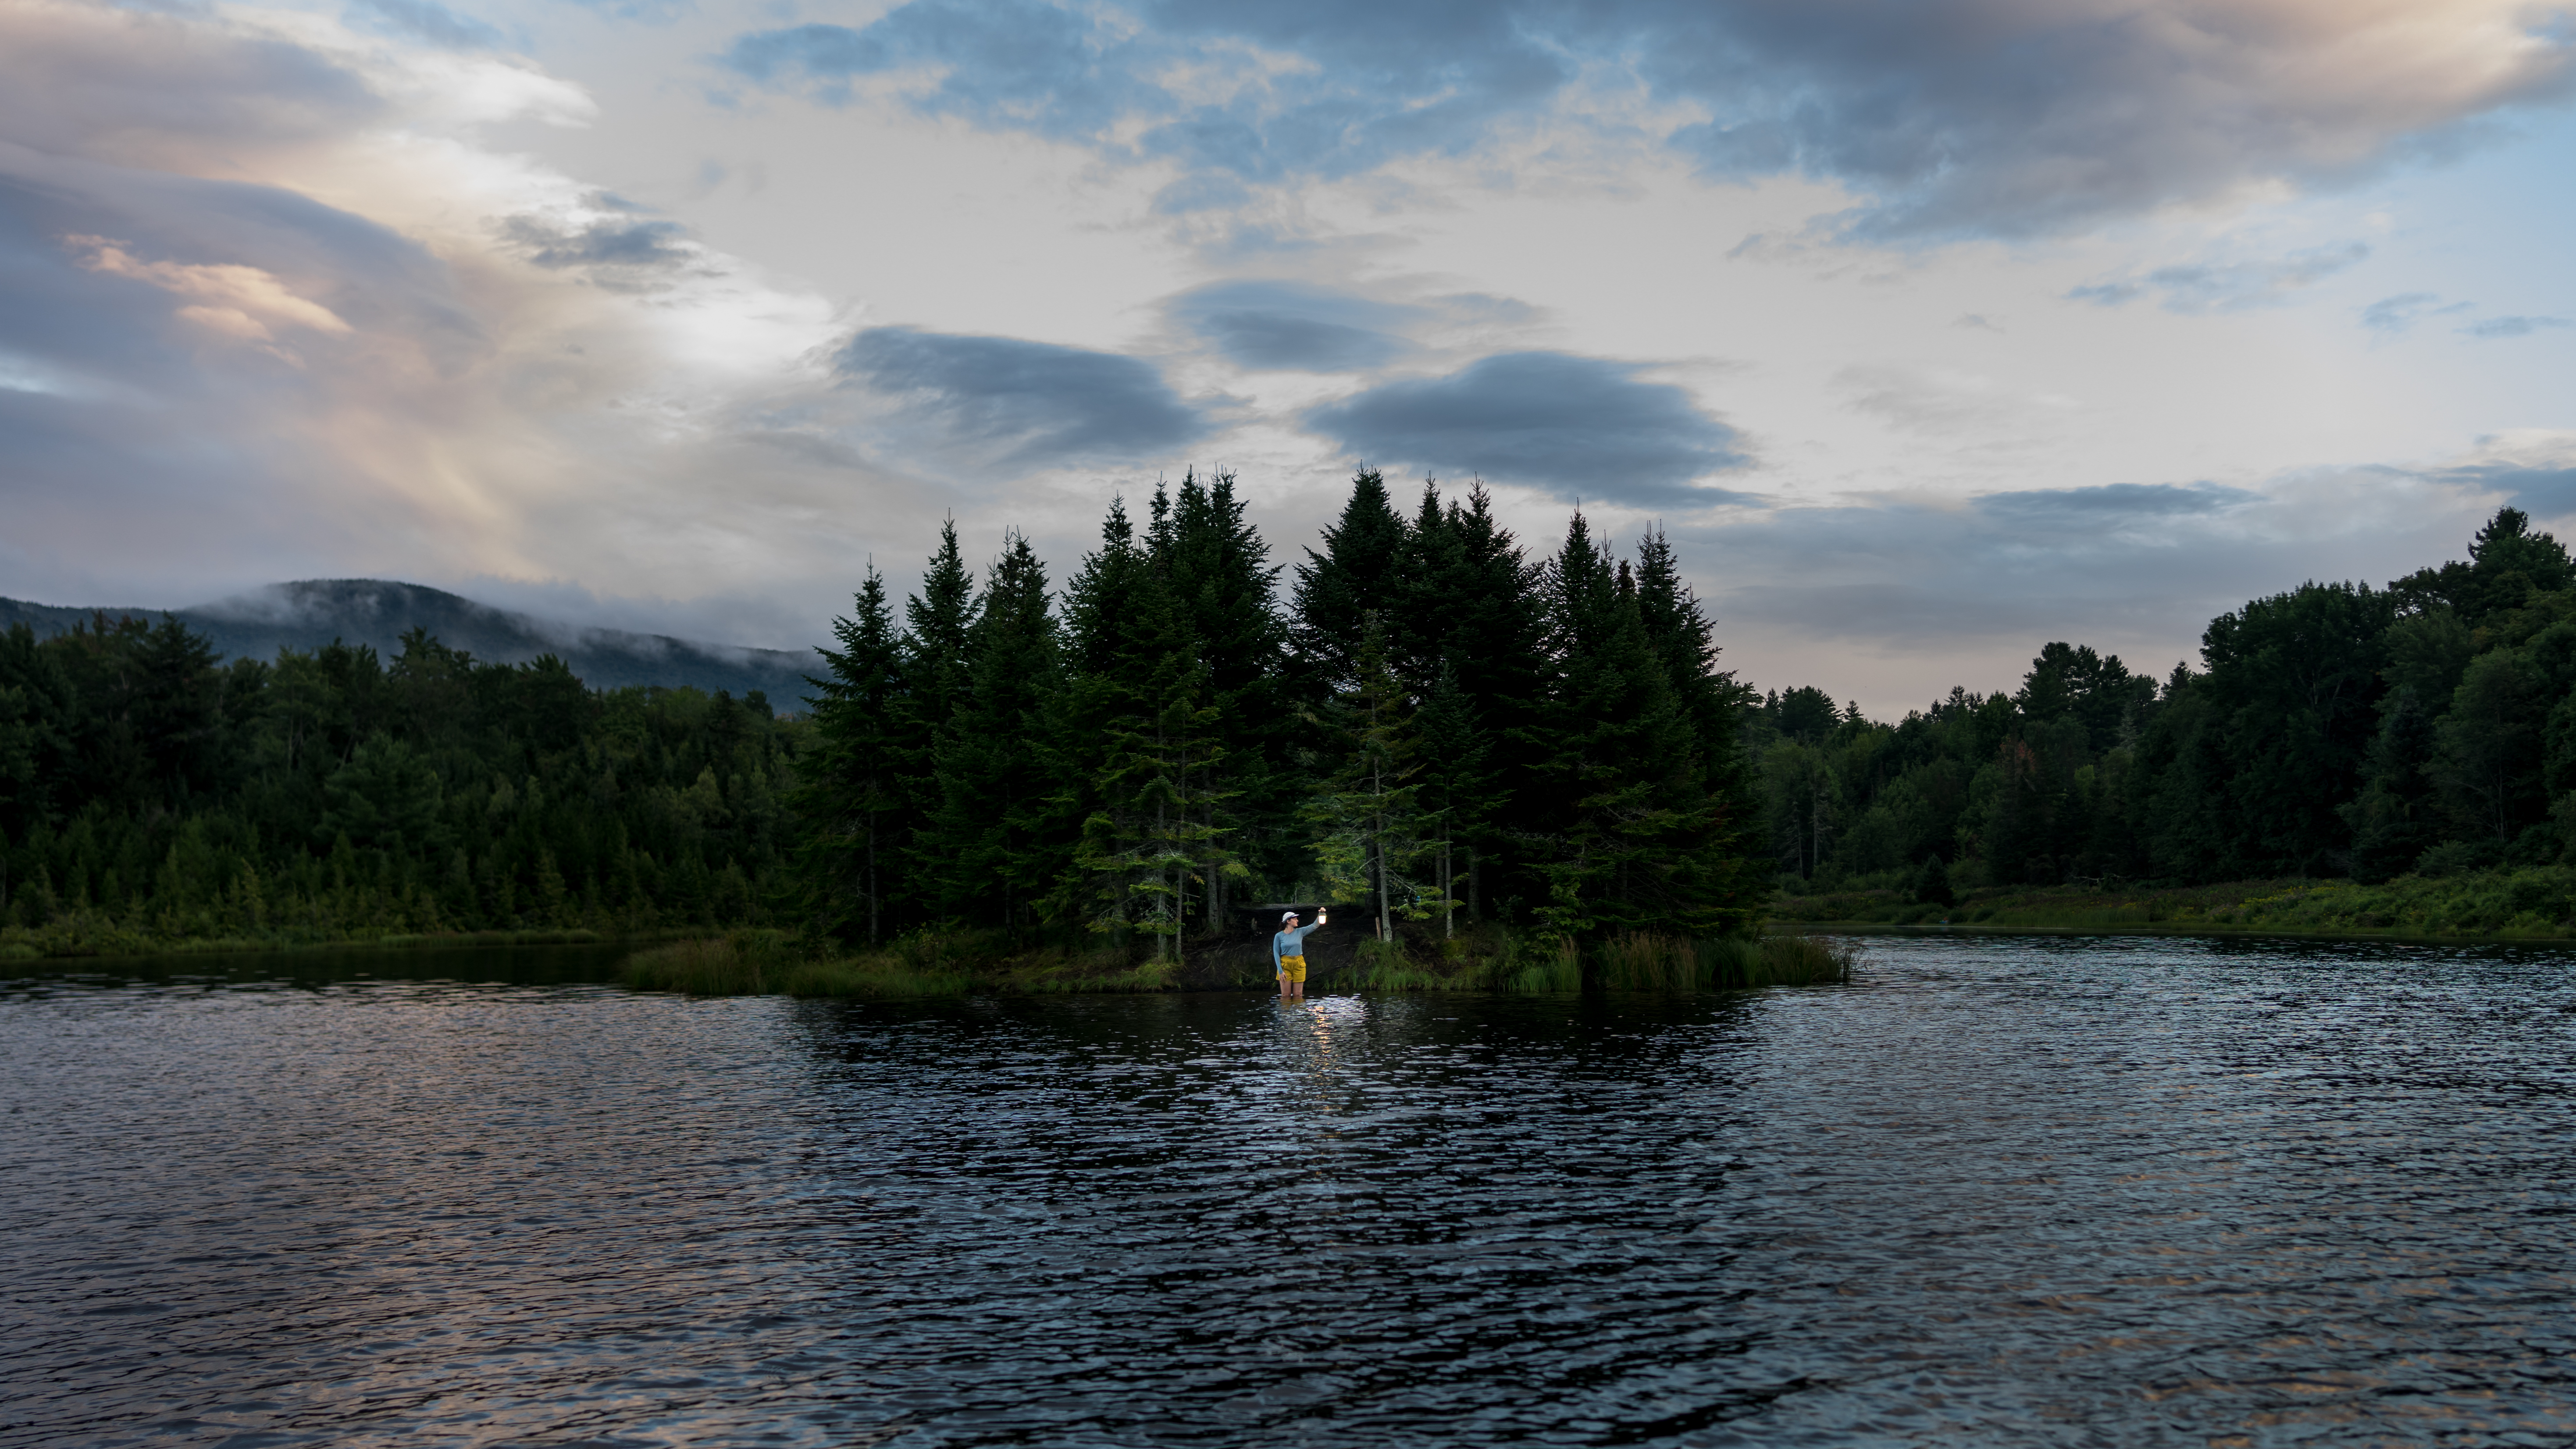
0;580;815;707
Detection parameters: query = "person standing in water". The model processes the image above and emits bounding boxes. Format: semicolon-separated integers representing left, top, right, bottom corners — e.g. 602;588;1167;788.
1273;909;1325;1000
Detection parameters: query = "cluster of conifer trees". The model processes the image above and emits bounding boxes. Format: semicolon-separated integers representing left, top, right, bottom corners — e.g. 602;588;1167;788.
0;617;800;945
1764;507;2576;893
790;469;1771;954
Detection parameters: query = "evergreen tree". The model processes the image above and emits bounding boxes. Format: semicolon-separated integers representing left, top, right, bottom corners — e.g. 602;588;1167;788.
0;623;75;837
900;516;980;761
2390;506;2576;625
1413;660;1490;939
1062;497;1162;684
1392;480;1462;690
1073;656;1237;962
1416;483;1545;919
1530;518;1726;938
1158;470;1290;908
2016;642;2155;754
794;567;905;942
879;518;980;926
921;532;1063;937
1634;524;1770;926
1051;495;1176;930
1304;613;1441;943
1291;468;1411;692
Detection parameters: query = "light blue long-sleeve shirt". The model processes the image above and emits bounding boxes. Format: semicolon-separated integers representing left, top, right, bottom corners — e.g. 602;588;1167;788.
1272;922;1320;969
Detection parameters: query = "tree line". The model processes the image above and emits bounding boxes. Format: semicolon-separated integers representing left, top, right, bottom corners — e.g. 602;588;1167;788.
0;617;801;945
0;468;1769;956
792;469;1771;958
1761;506;2576;895
21;478;2539;958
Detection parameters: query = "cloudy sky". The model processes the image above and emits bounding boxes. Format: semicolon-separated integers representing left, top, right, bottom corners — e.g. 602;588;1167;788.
6;0;2574;713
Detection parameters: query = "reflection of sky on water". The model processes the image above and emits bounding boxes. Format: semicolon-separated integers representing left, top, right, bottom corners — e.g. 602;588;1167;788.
7;940;2576;1443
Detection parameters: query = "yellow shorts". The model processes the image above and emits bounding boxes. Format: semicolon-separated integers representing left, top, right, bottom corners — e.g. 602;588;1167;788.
1277;954;1307;983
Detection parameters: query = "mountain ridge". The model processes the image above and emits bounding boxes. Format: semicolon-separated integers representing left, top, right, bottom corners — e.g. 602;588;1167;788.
0;578;818;706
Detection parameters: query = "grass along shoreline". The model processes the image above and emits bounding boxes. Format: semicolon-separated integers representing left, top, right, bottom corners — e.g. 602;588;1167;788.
0;916;624;962
26;866;2576;973
1770;867;2576;943
619;928;1860;999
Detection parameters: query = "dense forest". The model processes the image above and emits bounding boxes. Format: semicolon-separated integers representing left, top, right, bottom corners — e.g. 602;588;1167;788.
7;481;2569;958
1757;506;2576;896
0;468;1767;956
793;470;1769;958
0;618;801;949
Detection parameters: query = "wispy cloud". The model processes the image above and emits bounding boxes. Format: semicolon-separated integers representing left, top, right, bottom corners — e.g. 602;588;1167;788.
1164;280;1416;372
2461;314;2571;339
1305;352;1752;509
1973;482;2257;524
2070;243;2371;313
2422;431;2576;517
2360;292;2470;335
837;327;1209;466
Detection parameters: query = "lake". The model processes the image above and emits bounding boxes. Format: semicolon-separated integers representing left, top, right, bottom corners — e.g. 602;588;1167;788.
5;936;2574;1445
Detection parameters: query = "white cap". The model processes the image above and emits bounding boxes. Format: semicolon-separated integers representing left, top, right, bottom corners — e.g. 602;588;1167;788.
1282;910;1299;923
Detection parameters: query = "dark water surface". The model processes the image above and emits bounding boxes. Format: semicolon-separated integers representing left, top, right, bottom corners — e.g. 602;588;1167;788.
6;937;2576;1446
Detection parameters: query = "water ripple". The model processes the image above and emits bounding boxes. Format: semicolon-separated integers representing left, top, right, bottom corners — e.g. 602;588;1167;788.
4;937;2574;1445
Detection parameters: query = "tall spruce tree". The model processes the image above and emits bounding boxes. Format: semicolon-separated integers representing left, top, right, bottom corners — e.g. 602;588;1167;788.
891;519;979;924
1291;468;1411;691
903;518;979;726
1417;483;1545;919
921;532;1063;937
1392;480;1462;691
1633;525;1770;930
1052;496;1176;931
1159;470;1289;912
793;566;905;943
1531;516;1727;938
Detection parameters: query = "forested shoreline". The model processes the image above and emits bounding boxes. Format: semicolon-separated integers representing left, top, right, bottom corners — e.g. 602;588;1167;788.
8;480;2576;966
0;618;801;956
1755;507;2576;929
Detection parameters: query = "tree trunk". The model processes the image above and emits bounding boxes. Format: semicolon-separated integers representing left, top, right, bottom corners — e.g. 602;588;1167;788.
1202;788;1217;941
1375;835;1392;943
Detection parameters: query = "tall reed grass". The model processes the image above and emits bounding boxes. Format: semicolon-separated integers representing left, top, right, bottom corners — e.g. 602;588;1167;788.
1340;936;1451;992
1597;932;1699;990
1486;933;1583;993
1699;933;1860;987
